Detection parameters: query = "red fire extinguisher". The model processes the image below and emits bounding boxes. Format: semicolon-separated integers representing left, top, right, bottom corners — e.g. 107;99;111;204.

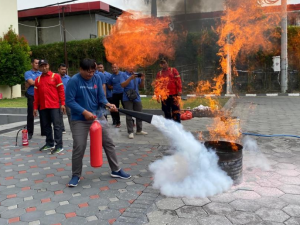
90;119;103;168
16;126;28;146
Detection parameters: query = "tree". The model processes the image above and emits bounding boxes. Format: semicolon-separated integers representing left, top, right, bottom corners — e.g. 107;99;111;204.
0;26;31;98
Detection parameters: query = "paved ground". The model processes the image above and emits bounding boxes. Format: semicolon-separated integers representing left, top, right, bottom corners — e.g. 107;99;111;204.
0;97;300;225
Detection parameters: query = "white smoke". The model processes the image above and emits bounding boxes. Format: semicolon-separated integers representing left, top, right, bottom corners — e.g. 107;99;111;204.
149;115;233;198
242;136;271;171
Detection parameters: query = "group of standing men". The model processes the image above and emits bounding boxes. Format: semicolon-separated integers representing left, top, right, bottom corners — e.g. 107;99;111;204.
24;57;182;187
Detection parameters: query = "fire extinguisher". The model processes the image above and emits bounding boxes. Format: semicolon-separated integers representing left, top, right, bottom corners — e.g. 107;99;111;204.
16;126;28;146
89;119;103;168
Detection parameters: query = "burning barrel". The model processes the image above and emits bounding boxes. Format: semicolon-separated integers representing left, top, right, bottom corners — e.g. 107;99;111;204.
204;141;243;185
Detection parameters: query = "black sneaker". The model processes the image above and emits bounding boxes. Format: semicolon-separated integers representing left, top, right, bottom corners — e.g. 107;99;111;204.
51;146;64;154
39;144;54;151
28;134;33;140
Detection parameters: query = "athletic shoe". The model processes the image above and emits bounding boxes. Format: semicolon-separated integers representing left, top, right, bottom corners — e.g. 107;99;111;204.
115;124;121;128
68;175;80;187
62;131;66;134
51;147;64;154
128;133;134;139
28;134;33;140
111;169;131;179
136;131;148;135
39;144;54;151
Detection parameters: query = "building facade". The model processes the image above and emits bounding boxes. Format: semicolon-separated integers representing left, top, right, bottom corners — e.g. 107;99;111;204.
18;1;122;46
0;0;22;99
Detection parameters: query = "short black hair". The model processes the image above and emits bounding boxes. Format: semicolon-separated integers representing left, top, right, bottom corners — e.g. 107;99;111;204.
31;58;39;63
97;62;103;66
58;63;66;68
80;59;96;71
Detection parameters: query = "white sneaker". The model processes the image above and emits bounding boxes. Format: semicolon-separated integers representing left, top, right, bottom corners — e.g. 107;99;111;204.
62;131;66;134
136;131;148;135
128;133;134;139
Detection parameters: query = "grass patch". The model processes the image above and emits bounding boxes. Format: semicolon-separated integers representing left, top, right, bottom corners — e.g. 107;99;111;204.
0;97;27;108
141;97;229;109
0;97;229;109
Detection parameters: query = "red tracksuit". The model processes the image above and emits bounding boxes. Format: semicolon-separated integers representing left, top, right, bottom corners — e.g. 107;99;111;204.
34;71;65;110
155;67;182;123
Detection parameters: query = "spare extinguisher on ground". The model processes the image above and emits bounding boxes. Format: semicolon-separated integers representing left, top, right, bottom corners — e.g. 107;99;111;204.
90;119;103;168
16;126;28;146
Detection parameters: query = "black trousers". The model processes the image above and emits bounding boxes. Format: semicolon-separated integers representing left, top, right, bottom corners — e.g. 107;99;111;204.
26;93;34;136
40;108;63;148
111;93;124;125
162;95;181;123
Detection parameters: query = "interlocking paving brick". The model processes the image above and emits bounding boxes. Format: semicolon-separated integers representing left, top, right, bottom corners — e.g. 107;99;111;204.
284;217;300;225
227;211;262;224
170;218;200;225
0;208;25;219
255;208;290;223
146;210;177;224
278;185;300;195
283;205;300;217
97;208;121;220
233;190;261;200
108;200;130;210
253;187;285;197
28;220;40;225
20;211;47;222
175;206;207;219
203;202;235;216
229;199;261;212
156;198;185;210
56;204;79;214
182;198;211;207
254;197;288;209
1;197;24;207
197;215;232;225
280;194;300;205
45;209;56;215
61;216;87;225
76;206;100;217
86;215;98;222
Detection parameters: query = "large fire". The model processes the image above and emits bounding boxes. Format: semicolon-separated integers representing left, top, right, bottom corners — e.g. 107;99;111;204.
103;11;179;70
196;0;281;145
103;2;281;149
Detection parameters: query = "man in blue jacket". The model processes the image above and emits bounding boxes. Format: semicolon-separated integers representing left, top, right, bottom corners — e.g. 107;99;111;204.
121;69;148;139
97;62;114;123
66;59;131;187
24;58;42;140
107;64;124;128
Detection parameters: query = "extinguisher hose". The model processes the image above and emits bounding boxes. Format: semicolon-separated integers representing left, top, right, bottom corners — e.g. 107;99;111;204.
15;126;27;146
242;132;300;139
15;128;23;146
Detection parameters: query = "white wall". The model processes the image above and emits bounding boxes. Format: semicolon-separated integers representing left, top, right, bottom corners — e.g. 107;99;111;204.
19;14;98;45
0;85;22;99
0;0;21;99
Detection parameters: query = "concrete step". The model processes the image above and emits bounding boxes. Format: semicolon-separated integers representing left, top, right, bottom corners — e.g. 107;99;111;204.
0;108;27;114
0;114;27;125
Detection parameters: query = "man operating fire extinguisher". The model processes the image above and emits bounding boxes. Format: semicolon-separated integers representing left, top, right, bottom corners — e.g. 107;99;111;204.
65;58;131;187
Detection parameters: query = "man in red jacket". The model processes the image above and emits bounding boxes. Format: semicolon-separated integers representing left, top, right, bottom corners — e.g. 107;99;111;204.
154;58;182;123
34;60;66;154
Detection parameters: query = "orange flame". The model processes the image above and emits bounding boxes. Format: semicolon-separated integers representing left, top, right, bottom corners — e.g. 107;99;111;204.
207;116;241;144
103;11;179;70
152;77;170;102
192;0;281;144
217;0;280;76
